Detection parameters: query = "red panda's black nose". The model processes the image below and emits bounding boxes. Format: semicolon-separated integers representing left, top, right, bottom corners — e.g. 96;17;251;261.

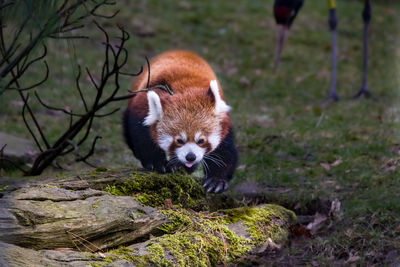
186;152;196;162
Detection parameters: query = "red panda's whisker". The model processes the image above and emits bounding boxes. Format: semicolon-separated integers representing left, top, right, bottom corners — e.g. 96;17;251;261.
204;155;226;168
208;153;224;160
201;160;210;176
167;156;180;167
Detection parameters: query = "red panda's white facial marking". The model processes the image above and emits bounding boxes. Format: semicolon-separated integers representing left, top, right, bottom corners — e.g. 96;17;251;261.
144;80;231;164
195;132;206;145
208;130;221;151
176;142;206;168
158;133;173;152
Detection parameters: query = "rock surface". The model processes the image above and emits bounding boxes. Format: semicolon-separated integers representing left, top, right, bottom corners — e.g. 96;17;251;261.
0;241;132;267
0;169;297;266
120;204;296;266
0;132;38;166
0;171;168;250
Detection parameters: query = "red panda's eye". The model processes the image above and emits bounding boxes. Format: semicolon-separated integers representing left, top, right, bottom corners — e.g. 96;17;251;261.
177;139;185;145
197;139;205;145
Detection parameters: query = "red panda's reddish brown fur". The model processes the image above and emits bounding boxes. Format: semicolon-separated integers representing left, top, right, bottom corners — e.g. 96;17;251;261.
123;50;238;194
128;50;231;151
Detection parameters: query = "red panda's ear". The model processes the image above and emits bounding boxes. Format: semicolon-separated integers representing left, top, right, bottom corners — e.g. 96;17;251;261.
207;87;216;104
209;80;231;115
143;91;163;126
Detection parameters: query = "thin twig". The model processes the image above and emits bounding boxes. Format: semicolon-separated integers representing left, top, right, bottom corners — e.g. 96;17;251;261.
217;223;228;267
34;91;85;117
76;136;102;163
316;112;325;128
21;94;43;152
8;61;49;91
67;230;104;253
145;56;150;89
75;65;88;112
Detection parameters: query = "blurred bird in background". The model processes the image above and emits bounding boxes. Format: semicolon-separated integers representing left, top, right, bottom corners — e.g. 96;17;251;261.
273;0;372;101
273;0;304;73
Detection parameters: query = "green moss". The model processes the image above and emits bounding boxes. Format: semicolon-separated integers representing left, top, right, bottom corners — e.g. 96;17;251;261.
102;257;113;263
82;205;294;266
158;209;194;234
127;205;294;266
87;167;115;177
93;167;109;173
221;204;296;244
108;246;133;256
0;185;8;191
144;242;172;265
106;246;142;263
104;171;208;210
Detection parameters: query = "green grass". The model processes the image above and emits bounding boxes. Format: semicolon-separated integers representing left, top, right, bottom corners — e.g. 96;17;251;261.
1;0;399;264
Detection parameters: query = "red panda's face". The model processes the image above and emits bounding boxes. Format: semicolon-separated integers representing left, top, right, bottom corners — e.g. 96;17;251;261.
143;80;230;168
155;106;222;168
159;128;220;168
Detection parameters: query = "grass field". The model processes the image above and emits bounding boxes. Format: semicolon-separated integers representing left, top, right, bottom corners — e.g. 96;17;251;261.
1;0;400;265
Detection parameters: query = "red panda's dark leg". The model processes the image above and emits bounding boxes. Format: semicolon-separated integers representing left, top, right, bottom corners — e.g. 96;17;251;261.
123;108;169;173
202;126;238;194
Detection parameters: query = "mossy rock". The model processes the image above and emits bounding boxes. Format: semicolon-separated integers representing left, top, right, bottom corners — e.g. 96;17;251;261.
0;168;296;266
104;170;210;210
105;204;296;266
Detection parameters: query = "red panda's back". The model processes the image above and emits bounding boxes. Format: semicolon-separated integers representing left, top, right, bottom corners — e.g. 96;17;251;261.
128;50;219;118
132;50;217;94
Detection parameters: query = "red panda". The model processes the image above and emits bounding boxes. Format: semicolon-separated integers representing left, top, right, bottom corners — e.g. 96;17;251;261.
123;50;237;193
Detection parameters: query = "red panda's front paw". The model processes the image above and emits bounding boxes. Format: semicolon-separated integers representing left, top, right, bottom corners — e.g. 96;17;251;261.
202;177;229;194
144;163;168;174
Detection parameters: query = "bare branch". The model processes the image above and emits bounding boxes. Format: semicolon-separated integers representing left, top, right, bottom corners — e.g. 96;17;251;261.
119;65;143;76
94;107;120;117
75;65;88;112
48;34;89;40
19;45;47;74
8;61;49;91
76;136;102;163
0;157;29;174
0;15;29;68
21;94;43;152
0;2;14;10
56;0;70;14
1;0;126;176
145;56;150;89
34;90;85;117
4;45;48;90
88;0;118;19
86;67;99;90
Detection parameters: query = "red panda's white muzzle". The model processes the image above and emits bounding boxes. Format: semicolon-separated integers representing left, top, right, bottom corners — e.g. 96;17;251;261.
176;143;206;168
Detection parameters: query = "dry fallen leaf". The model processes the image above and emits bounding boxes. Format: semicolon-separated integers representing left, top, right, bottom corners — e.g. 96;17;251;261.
97;252;106;258
240;76;250;86
257;237;281;254
290;224;311;238
164;199;173;210
331;158;343;167
236;164;246;171
346;255;360;264
306;213;328;235
329;198;341;220
53;248;73;251
320;157;342;170
320;162;331;171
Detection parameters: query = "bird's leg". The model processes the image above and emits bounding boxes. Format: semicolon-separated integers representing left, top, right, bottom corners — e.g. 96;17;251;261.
325;0;340;103
273;24;288;73
353;0;372;99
